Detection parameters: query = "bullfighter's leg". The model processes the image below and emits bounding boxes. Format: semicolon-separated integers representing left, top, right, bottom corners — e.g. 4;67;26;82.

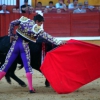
19;41;35;93
0;41;19;80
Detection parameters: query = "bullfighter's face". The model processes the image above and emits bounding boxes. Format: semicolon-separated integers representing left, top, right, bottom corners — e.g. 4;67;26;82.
36;21;43;26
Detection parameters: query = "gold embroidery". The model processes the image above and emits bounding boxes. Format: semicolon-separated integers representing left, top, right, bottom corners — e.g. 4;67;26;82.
31;34;34;37
29;21;35;26
24;27;28;30
24;29;27;32
25;33;28;35
1;41;16;70
34;25;41;33
19;16;29;22
17;29;36;42
22;42;33;73
23;40;29;44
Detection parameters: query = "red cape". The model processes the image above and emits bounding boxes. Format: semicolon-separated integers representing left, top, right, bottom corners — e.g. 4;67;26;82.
40;39;100;94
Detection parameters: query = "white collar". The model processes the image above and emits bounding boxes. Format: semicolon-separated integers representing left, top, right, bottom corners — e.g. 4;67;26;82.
77;8;82;11
0;10;9;13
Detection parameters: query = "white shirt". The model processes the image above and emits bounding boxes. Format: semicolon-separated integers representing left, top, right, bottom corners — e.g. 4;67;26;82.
82;5;94;10
46;6;55;9
55;3;66;9
68;3;78;9
73;8;86;13
0;10;10;13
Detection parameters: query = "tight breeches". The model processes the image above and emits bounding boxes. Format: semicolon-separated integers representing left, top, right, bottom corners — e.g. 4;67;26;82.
0;36;33;73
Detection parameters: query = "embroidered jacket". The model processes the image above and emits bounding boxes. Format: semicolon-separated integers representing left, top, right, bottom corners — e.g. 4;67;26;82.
8;16;62;45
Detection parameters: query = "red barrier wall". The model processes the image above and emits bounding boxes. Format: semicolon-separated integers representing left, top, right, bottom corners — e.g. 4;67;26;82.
71;13;100;36
0;13;100;37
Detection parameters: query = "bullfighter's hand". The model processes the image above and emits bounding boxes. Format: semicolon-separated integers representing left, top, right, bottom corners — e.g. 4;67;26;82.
10;36;16;43
60;41;66;45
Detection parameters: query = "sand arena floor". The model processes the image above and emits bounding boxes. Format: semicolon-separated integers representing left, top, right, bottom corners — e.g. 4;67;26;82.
0;68;100;100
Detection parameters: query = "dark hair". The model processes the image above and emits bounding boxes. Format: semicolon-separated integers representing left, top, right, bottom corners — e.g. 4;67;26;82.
24;0;28;3
33;14;44;22
73;0;78;2
38;2;42;4
2;4;6;6
49;1;53;4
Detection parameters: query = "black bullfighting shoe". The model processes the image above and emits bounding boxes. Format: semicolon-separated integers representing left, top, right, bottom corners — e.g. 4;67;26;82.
29;89;36;93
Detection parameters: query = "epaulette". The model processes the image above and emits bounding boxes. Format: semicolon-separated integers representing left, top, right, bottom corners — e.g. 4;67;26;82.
19;16;29;22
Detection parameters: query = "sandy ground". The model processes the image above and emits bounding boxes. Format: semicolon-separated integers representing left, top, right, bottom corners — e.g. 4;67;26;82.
0;67;100;100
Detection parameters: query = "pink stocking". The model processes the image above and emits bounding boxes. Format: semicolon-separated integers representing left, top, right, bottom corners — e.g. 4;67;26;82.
0;71;6;80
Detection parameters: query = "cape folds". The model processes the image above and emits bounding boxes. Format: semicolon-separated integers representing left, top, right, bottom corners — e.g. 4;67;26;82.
40;39;100;94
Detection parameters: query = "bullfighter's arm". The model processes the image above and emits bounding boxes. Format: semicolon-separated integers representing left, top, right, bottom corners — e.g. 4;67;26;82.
32;24;65;45
8;19;20;36
38;31;62;46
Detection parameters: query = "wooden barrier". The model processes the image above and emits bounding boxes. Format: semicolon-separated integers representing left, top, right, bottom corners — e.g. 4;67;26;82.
0;12;100;37
44;13;70;37
71;13;100;36
44;12;100;37
0;13;36;36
